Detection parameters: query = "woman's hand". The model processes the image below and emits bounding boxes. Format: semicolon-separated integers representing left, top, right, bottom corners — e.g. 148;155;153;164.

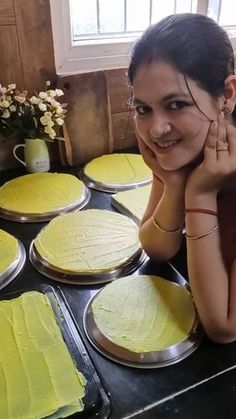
186;117;236;197
136;131;192;187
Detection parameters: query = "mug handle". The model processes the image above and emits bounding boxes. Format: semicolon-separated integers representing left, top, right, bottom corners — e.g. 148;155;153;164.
13;144;26;166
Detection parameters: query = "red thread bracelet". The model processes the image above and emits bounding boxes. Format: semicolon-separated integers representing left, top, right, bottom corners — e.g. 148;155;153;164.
185;208;217;216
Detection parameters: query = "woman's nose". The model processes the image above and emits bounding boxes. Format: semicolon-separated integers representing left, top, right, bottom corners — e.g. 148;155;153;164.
149;115;172;139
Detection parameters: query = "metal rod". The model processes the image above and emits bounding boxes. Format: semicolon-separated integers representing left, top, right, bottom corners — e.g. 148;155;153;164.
149;0;153;25
96;0;100;34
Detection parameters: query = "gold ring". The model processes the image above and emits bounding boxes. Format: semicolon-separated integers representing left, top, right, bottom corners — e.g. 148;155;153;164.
216;145;228;151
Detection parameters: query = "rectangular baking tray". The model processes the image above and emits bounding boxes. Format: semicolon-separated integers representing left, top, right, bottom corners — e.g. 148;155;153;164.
0;284;111;419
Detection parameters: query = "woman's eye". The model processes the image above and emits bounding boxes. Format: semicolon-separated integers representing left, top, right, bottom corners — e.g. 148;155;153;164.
168;101;189;110
135;105;151;115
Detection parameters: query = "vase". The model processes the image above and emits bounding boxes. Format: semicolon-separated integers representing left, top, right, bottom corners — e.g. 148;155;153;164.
13;138;50;173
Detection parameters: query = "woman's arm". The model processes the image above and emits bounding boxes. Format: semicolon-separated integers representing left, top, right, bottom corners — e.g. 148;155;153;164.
185;192;236;343
185;120;236;342
140;176;185;261
137;135;186;261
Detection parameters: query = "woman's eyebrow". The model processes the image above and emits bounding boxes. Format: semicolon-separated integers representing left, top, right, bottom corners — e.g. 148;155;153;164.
132;97;148;106
162;92;191;101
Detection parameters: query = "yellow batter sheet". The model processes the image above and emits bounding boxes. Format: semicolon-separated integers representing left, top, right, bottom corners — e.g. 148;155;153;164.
0;229;19;274
84;153;152;185
34;209;140;273
0;291;86;419
112;184;152;223
0;173;85;214
92;275;196;352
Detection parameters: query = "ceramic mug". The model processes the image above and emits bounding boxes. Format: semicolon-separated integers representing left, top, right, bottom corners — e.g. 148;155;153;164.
13;138;50;173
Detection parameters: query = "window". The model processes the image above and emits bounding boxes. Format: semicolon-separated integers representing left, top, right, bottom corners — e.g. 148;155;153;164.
50;0;236;75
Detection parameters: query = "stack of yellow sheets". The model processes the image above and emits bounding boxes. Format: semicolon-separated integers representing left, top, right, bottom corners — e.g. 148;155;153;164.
92;275;196;352
0;173;85;214
84;153;152;185
0;229;19;275
34;209;140;274
0;291;86;418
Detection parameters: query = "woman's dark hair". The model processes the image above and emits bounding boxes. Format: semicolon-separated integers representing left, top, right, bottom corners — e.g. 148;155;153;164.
128;13;236;120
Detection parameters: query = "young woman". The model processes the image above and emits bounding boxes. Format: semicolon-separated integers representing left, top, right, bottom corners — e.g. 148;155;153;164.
128;13;236;343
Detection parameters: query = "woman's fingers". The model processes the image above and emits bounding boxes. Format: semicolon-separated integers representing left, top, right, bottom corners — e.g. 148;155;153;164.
203;121;217;164
216;116;229;162
226;122;236;155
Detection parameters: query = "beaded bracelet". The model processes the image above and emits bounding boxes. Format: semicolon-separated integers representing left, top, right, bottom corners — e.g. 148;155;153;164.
185;224;219;240
152;217;182;233
185;208;217;216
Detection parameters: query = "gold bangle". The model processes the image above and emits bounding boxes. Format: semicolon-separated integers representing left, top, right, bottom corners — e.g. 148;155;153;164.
185;224;219;240
152;217;182;233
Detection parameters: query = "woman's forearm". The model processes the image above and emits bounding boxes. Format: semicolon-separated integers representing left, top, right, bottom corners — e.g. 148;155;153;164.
185;192;236;342
139;184;185;261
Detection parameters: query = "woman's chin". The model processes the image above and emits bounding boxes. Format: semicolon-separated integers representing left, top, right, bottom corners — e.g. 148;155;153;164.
157;151;203;171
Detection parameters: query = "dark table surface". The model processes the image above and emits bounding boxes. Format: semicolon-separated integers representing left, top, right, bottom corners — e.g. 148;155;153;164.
1;166;236;419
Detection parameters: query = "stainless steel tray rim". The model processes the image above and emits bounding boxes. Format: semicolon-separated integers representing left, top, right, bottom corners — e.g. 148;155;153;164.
80;169;152;193
0;240;26;290
0;185;91;222
83;284;202;368
29;241;147;285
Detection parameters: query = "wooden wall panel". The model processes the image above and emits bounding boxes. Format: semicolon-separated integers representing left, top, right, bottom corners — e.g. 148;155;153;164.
105;68;131;114
0;26;24;88
58;72;113;165
112;112;137;151
14;0;56;93
0;0;15;25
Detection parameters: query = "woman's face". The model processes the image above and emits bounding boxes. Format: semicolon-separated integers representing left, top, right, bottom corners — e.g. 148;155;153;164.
132;60;223;170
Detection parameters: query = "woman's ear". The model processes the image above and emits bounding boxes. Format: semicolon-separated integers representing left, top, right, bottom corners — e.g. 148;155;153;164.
223;75;236;113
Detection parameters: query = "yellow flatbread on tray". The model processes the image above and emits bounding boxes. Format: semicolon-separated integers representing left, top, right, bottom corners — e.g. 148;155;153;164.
34;209;141;274
0;291;86;419
92;275;196;352
0;172;85;214
0;229;19;275
112;184;152;223
84;153;152;185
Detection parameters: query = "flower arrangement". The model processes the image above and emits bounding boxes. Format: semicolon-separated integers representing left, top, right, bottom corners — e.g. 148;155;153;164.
0;81;67;142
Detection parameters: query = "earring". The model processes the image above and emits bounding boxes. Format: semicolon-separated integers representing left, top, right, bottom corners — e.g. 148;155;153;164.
222;102;231;114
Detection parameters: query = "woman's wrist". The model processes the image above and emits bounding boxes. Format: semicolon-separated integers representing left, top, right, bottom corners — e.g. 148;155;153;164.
185;190;217;209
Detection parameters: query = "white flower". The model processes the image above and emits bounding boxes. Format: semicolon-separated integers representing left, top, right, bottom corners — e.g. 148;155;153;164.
15;95;26;103
9;105;16;112
47;89;56;97
2;109;10;118
46;80;51;87
0;87;7;94
55;89;64;97
30;96;41;105
38;103;47;111
39;91;47;99
44;126;56;139
53;104;63;114
44;111;52;118
0;100;10;108
56;117;64;125
40;115;54;127
45;96;55;104
8;84;16;90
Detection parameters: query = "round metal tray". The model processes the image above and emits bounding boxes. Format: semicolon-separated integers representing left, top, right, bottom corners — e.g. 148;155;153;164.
0;185;91;223
0;241;26;290
80;169;152;193
29;242;147;285
83;280;202;368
